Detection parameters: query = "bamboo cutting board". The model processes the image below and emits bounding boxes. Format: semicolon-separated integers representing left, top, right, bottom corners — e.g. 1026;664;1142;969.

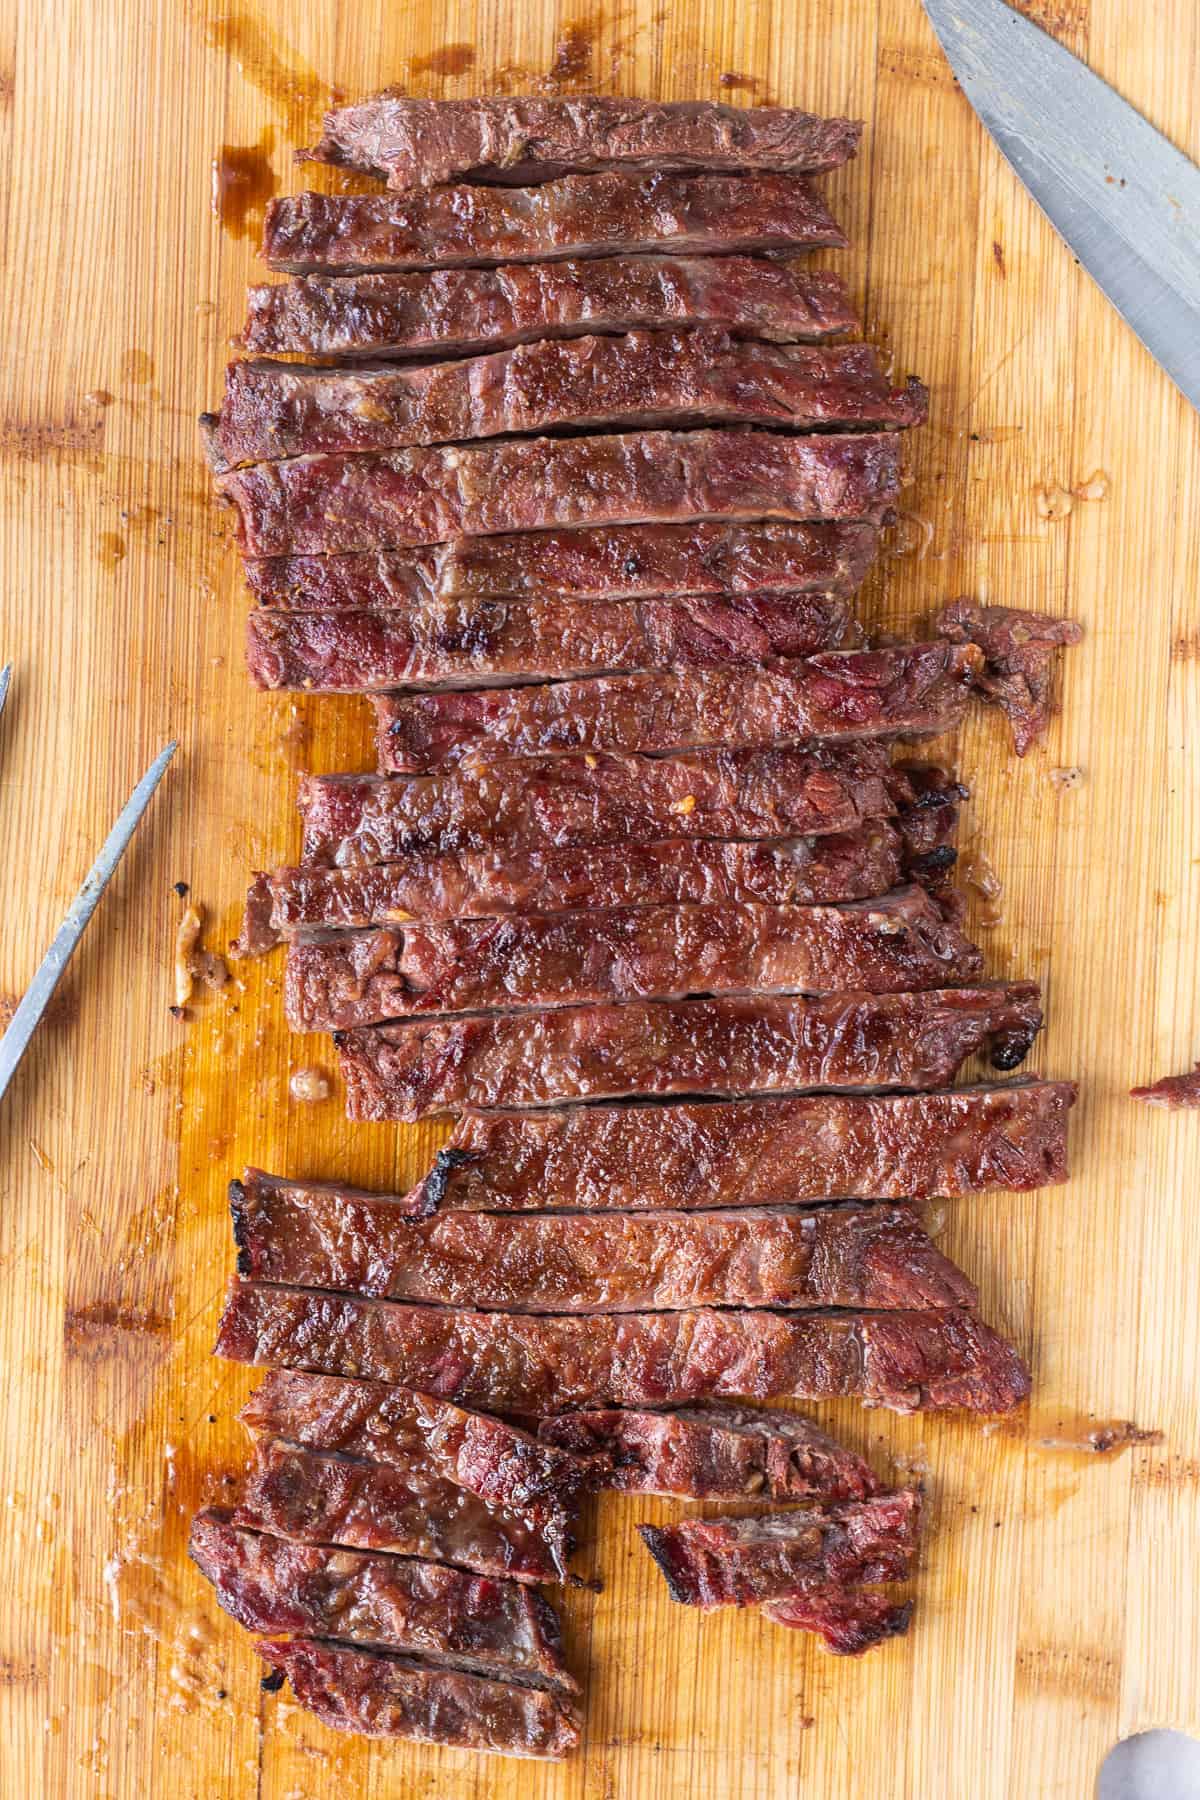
1;1;1198;1794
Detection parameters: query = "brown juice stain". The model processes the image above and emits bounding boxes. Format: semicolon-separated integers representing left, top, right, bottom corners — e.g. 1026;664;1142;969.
119;349;155;385
550;20;595;81
1033;1414;1164;1458
718;70;767;94
211;129;277;237
204;12;331;135
410;43;477;77
97;531;126;570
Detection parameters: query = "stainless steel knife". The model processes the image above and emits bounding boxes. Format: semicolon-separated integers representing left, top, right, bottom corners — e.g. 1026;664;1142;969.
0;723;177;1106
922;0;1200;412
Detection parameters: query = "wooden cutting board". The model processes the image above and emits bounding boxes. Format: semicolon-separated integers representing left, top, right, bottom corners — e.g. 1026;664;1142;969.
1;1;1198;1794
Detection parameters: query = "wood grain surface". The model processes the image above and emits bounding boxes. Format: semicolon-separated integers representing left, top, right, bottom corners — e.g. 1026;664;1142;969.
0;1;1197;1795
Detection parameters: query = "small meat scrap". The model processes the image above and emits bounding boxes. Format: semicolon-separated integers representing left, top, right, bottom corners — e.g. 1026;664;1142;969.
1131;1062;1200;1109
937;600;1082;755
174;901;229;1006
637;1488;921;1608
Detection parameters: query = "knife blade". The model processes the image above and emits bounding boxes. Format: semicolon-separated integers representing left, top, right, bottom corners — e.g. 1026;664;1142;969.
922;0;1200;412
0;740;177;1106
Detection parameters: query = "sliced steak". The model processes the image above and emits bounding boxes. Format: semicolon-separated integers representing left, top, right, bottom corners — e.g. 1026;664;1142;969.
256;1638;581;1759
264;171;847;275
537;1405;881;1501
937;600;1083;755
215;429;902;557
762;1587;914;1654
1130;1062;1200;1108
334;983;1044;1120
239;1367;593;1553
238;823;910;953
243;519;880;610
233;1437;563;1583
238;258;858;361
208;337;922;471
637;1490;920;1608
374;642;983;771
299;743;909;866
245;590;853;694
301;95;860;189
284;889;983;1031
215;1281;1033;1413
190;1510;575;1691
229;1190;978;1312
415;1080;1076;1212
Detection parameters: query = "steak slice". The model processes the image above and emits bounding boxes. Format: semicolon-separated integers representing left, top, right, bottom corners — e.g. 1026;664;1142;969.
762;1588;914;1655
416;1080;1076;1212
229;1190;978;1312
215;1281;1033;1413
537;1405;881;1501
300;95;861;188
208;337;922;471
245;521;878;615
334;984;1044;1120
637;1489;921;1608
937;600;1083;755
299;743;909;866
238;823;911;953
374;642;983;771
245;591;853;694
233;1437;563;1583
239;1367;593;1554
263;171;847;275
215;429;902;557
244;520;878;612
283;889;983;1031
190;1510;575;1692
256;1638;581;1759
238;258;858;361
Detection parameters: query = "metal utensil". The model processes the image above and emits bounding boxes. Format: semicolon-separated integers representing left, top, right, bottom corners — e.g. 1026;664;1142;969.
0;719;177;1106
922;0;1200;412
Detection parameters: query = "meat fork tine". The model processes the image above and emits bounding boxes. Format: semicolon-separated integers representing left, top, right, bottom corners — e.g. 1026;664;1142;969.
0;739;178;1107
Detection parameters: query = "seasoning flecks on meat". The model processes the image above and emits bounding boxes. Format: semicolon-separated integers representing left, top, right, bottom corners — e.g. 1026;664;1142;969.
373;641;982;771
334;984;1043;1120
537;1404;881;1501
299;743;911;867
215;429;903;558
255;1638;582;1760
215;1281;1033;1414
230;1190;979;1312
190;1509;576;1691
238;257;859;362
233;1436;567;1583
239;822;911;951
263;171;848;275
245;590;854;694
637;1489;921;1608
410;1081;1075;1212
239;1365;589;1572
208;336;923;471
299;95;862;190
283;888;982;1031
